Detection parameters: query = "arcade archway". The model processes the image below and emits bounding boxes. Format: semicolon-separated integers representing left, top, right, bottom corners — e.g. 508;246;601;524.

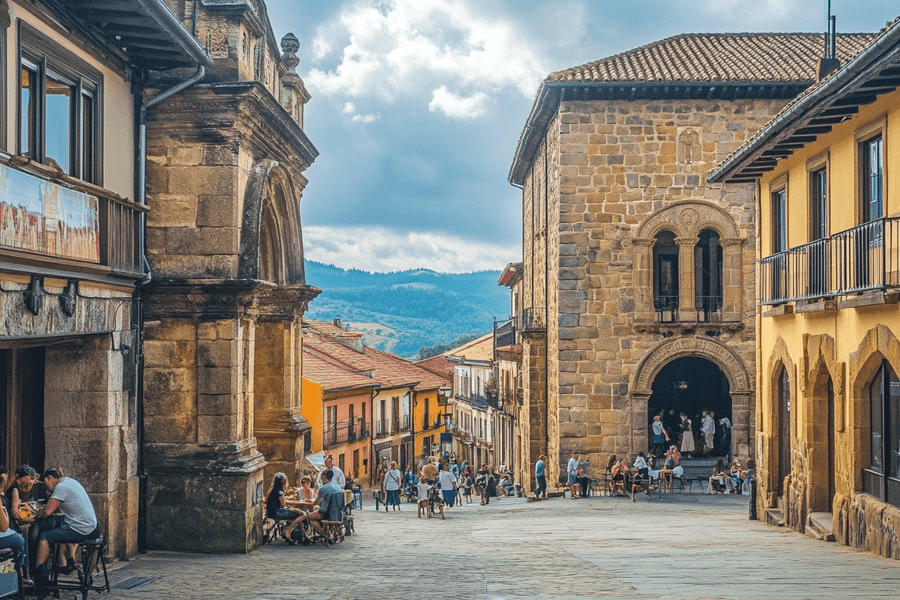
648;356;731;455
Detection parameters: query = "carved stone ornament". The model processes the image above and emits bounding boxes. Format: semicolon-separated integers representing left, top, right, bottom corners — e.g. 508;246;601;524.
678;127;700;163
60;280;78;317
281;33;300;72
24;276;43;316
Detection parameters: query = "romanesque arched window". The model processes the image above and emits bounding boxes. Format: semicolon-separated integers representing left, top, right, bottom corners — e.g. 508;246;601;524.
695;228;723;322
653;230;679;321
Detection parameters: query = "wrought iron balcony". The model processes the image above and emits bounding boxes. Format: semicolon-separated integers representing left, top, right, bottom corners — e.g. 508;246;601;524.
494;318;516;348
322;418;370;448
696;295;723;322
375;419;390;437
759;217;900;305
653;295;679;322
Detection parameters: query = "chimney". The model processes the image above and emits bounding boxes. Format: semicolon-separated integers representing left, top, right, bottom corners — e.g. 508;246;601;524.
817;10;839;81
333;318;342;329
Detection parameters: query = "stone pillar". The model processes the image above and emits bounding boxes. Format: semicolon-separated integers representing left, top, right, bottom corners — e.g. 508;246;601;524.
633;238;654;320
252;285;316;485
142;281;268;554
44;330;138;559
732;391;752;459
522;334;547;491
721;237;744;321
630;392;650;457
676;237;699;321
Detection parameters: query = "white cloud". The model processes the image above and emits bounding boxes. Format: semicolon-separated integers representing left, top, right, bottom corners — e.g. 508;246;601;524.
428;86;488;119
351;113;380;123
342;101;356;113
303;225;520;273
307;0;548;116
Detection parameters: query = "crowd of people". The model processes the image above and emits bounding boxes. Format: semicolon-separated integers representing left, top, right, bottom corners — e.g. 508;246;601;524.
649;409;733;458
0;464;100;590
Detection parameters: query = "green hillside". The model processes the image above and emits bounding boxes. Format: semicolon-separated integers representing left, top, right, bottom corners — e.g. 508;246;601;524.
303;261;509;358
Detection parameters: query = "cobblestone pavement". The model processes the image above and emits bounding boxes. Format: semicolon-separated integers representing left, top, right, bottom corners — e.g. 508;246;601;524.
104;492;899;599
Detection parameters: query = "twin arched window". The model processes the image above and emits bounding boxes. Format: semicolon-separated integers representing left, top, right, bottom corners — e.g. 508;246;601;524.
652;228;722;322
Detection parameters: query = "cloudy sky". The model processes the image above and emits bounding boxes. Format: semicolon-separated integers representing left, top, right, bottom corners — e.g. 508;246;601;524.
264;0;898;273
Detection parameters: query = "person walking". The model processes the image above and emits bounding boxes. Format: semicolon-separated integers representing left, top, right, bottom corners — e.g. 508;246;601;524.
679;413;695;458
383;461;402;511
438;462;458;508
701;411;716;455
567;451;580;499
534;455;547;500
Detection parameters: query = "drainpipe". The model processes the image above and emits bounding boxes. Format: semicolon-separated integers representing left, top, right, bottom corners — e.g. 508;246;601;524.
135;64;206;553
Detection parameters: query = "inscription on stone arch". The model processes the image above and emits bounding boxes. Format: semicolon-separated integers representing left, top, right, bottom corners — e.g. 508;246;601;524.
633;337;750;395
677;127;701;164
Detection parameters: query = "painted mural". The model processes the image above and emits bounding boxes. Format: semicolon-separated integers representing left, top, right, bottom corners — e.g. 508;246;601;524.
0;164;100;263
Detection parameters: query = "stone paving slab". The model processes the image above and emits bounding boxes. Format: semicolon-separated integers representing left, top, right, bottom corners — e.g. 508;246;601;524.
102;493;899;599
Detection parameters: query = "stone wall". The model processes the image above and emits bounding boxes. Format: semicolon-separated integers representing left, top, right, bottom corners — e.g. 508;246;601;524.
522;97;789;473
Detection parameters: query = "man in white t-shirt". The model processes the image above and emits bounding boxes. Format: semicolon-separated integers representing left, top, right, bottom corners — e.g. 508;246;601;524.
317;455;345;489
34;469;100;575
567;451;580;499
701;412;716;455
438;462;458;507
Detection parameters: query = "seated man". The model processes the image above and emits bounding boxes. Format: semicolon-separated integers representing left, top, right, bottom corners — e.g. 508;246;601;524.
34;469;101;578
630;465;653;502
299;469;344;543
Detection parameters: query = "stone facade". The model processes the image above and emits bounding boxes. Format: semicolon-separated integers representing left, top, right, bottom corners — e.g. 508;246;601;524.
514;94;794;481
141;1;318;553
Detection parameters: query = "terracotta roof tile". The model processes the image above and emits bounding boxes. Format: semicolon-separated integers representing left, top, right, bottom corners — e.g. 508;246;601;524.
302;351;378;392
550;33;875;84
366;348;450;391
415;355;454;380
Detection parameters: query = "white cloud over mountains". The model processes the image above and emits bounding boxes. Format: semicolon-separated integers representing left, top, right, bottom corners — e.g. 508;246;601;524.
303;225;520;273
306;0;548;120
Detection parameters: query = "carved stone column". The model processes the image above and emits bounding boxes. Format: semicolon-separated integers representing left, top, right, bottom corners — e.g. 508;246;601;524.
721;237;744;321
676;237;699;321
252;284;319;484
633;238;654;321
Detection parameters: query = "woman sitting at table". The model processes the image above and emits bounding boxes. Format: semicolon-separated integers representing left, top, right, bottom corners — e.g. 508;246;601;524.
665;446;681;469
708;459;732;494
0;491;31;587
265;473;306;543
296;476;316;502
6;465;48;525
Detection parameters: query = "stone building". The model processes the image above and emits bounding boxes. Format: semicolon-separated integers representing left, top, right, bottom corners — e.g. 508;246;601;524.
0;0;208;559
709;17;900;559
508;33;873;487
140;0;318;553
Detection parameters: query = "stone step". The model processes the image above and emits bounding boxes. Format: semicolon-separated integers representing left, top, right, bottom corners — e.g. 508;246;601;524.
807;512;836;542
766;507;785;527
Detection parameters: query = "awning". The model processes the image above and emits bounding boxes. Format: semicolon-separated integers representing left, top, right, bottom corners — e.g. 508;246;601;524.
59;0;212;70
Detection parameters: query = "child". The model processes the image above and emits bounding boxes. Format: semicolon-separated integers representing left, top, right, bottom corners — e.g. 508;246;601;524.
417;480;432;518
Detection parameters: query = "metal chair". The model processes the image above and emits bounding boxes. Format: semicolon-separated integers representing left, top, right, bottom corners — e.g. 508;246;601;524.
42;535;110;600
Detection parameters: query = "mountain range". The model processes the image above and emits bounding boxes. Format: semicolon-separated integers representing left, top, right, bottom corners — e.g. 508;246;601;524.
303;261;511;358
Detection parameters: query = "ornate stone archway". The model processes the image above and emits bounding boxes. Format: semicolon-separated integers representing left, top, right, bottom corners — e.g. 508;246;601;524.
630;335;753;457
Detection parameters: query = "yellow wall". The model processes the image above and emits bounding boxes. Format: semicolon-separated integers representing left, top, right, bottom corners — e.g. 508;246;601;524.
413;389;447;457
756;86;900;544
301;378;324;452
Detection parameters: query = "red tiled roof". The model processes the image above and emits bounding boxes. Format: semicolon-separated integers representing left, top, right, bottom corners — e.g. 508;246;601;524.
366;348;450;391
415;355;454;380
550;33;875;84
445;333;493;363
302;351;377;392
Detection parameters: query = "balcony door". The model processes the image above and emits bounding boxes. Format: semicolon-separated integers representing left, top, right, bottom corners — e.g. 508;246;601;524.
857;135;884;289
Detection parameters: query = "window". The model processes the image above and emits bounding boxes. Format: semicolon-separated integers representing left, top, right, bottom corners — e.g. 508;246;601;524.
772;189;787;253
861;135;883;223
695;229;723;321
810;168;828;241
864;360;900;507
18;24;101;183
652;230;679;320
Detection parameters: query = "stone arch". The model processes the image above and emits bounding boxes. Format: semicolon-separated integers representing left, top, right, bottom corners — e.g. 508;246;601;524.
238;160;306;285
634;200;740;241
802;333;845;513
632;336;750;396
848;325;900;490
766;336;796;502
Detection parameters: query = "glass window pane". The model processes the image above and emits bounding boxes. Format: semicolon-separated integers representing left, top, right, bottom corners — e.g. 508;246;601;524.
20;68;36;156
81;92;94;182
889;366;900;480
871;367;884;473
45;75;73;174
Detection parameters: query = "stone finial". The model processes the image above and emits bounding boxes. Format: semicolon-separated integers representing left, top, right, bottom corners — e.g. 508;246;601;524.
281;33;300;72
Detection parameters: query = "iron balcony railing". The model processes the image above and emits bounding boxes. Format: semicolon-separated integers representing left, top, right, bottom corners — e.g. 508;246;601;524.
696;295;723;322
521;307;545;332
494;318;516;348
653;295;679;322
375;419;390;437
759;217;900;305
322;418;370;448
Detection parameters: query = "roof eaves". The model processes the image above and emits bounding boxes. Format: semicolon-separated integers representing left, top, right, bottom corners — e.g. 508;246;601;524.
709;20;900;183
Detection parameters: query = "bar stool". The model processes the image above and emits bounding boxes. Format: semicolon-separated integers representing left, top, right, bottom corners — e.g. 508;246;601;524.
43;535;109;600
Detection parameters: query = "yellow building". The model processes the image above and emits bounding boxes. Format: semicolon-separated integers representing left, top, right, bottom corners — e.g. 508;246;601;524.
710;17;900;559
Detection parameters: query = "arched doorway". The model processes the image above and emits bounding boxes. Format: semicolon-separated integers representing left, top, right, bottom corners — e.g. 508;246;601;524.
648;357;731;455
776;366;791;493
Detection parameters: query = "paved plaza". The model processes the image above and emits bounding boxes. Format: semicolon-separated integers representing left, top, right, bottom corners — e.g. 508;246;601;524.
104;491;898;599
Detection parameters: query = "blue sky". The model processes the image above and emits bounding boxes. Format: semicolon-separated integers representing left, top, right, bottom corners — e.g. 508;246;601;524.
264;0;899;273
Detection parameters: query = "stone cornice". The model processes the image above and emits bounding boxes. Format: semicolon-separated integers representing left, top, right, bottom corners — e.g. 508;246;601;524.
143;279;317;320
146;82;318;170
